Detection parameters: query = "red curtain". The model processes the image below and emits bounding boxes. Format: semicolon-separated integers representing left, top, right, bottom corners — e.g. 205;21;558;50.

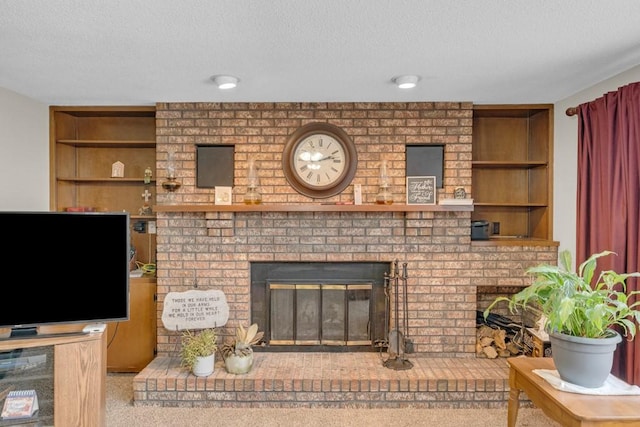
576;81;640;385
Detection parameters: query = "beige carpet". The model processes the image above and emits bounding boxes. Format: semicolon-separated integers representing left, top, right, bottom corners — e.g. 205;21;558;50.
106;374;560;427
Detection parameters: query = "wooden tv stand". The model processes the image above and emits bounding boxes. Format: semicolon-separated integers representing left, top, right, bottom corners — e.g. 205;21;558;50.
0;325;106;427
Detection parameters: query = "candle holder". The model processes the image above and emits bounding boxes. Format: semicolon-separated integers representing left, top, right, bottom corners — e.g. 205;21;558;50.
161;151;181;192
375;160;393;205
243;158;262;205
161;176;181;192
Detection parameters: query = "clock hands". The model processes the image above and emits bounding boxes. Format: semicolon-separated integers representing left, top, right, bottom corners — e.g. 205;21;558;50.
297;150;336;163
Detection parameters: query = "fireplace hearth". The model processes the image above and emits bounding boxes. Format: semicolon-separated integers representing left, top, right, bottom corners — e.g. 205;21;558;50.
251;262;389;352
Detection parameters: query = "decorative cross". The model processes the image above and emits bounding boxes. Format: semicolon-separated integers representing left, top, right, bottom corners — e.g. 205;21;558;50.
142;189;152;203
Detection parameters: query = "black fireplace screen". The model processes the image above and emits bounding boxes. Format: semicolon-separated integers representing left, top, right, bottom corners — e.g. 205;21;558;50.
269;283;372;346
251;262;389;351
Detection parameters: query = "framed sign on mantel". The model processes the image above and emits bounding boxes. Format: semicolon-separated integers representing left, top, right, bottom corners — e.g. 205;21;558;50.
406;176;436;205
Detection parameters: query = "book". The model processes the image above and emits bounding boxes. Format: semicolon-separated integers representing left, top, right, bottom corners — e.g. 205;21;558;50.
1;389;38;420
439;198;474;205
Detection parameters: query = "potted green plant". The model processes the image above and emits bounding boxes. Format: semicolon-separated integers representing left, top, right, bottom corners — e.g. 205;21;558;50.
484;249;640;388
180;328;218;377
220;323;264;374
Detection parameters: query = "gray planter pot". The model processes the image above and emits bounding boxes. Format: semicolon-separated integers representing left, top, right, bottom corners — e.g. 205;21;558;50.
224;352;254;375
549;330;622;388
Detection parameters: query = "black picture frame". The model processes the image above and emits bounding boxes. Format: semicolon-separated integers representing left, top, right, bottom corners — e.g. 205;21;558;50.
406;144;444;188
196;145;234;188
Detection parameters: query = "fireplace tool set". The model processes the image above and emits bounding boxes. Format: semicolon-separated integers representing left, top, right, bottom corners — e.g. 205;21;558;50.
382;259;413;370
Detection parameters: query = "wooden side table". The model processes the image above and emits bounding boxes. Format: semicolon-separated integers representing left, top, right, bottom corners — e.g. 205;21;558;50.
508;356;640;427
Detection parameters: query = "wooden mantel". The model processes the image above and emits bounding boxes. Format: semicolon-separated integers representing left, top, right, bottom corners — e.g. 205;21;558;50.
153;203;474;213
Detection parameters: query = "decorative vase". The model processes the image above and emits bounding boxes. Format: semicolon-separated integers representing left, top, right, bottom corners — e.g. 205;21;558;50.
224;352;254;375
549;330;622;388
192;353;215;377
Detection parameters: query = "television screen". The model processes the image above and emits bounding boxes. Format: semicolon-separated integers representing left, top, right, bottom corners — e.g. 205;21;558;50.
0;211;130;335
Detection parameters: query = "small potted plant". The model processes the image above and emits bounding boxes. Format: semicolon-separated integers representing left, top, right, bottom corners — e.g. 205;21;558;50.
180;328;218;377
484;249;640;388
220;323;264;375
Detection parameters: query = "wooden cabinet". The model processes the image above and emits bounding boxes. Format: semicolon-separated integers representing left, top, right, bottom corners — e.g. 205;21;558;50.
49;105;157;264
107;276;157;372
472;105;553;242
0;328;106;427
50;106;157;372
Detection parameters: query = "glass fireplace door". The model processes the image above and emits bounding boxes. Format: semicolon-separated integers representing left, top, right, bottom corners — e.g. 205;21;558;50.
268;282;372;347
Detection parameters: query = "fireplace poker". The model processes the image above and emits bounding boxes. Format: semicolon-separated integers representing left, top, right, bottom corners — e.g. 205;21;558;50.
383;259;413;370
402;262;414;353
376;272;391;349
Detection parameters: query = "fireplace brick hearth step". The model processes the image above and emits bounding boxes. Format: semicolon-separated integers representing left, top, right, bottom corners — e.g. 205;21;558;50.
132;353;516;409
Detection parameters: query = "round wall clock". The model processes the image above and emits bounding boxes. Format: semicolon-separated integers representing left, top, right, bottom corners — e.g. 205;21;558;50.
283;122;358;198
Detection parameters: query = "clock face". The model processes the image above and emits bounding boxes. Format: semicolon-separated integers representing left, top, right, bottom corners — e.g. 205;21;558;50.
292;133;347;188
283;122;358;198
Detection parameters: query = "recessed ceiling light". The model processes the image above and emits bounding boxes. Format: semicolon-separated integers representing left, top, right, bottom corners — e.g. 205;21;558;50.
392;75;419;89
212;75;238;90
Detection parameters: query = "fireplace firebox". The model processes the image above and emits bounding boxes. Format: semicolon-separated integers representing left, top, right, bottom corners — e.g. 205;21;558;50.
251;262;390;352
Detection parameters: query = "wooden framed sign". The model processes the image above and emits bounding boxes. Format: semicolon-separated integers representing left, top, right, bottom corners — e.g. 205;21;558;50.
406;176;436;205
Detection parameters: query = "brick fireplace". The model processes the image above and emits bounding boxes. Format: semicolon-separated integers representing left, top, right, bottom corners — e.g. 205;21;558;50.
151;101;558;357
133;101;558;408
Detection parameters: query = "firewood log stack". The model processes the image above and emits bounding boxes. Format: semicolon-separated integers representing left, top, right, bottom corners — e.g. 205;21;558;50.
476;325;522;358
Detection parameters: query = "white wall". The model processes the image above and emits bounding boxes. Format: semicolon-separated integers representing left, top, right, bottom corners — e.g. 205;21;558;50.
0;87;49;210
553;65;640;259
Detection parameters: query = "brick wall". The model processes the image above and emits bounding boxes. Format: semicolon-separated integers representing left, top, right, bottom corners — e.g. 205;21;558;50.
153;102;558;358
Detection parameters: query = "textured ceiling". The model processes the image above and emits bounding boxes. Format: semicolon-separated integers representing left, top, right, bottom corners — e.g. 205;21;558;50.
1;0;639;106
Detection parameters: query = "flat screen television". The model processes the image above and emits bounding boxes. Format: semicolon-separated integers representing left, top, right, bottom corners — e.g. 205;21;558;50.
0;211;130;338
